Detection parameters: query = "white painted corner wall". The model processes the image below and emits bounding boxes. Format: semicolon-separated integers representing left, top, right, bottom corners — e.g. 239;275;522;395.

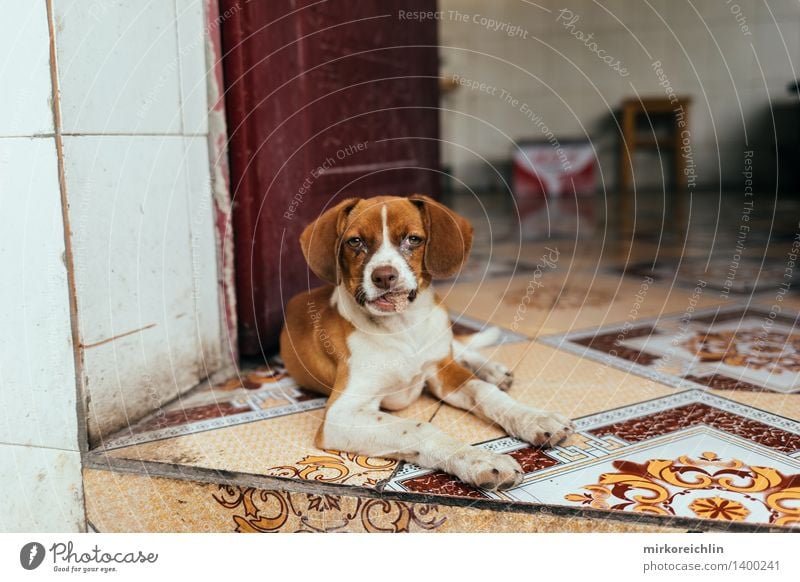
53;0;229;444
0;0;231;531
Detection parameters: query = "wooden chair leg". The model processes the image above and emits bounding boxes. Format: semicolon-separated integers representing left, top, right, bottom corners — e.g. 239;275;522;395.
620;108;635;235
674;114;686;235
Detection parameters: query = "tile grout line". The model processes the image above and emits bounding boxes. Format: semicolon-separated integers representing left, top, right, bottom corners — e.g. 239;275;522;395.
45;0;88;455
60;133;210;137
175;0;208;391
0;440;83;454
46;0;90;533
172;0;186;136
0;133;212;139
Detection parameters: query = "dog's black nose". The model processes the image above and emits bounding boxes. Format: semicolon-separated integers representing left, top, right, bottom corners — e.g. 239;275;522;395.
372;266;398;290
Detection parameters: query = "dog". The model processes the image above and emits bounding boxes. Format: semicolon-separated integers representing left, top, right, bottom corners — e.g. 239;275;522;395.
279;195;574;490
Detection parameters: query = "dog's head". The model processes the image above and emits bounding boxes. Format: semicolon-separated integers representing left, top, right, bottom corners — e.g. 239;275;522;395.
300;195;473;316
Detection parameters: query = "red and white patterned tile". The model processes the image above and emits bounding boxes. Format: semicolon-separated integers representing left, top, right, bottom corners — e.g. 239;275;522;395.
386;390;800;528
540;304;800;394
615;257;799;296
100;362;326;451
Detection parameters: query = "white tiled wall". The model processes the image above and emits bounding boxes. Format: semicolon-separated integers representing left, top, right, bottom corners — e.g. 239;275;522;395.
176;0;211;135
0;138;77;452
0;444;84;533
0;3;84;532
0;2;54;136
54;1;183;134
440;0;800;191
185;136;223;374
52;0;225;443
64;135;209;437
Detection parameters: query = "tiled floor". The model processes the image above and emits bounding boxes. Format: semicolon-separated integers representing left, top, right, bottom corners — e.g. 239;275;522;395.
86;192;800;532
83;469;685;533
387;390;800;529
541;305;800;394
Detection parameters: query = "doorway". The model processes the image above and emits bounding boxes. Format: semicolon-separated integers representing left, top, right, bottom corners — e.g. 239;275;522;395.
220;0;440;355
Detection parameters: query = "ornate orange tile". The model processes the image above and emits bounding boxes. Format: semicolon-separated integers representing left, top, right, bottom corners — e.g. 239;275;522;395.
83;469;684;533
388;390;800;529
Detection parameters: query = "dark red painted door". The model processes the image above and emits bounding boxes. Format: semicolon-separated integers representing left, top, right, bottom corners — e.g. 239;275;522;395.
221;0;440;356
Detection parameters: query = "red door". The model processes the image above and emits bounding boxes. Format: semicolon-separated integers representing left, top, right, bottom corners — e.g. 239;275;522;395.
221;0;440;355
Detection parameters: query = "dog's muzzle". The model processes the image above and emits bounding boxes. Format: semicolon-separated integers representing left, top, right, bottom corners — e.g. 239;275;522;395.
365;288;417;313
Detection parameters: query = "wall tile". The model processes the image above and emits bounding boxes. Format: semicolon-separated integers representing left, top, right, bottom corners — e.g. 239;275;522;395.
0;2;54;136
660;2;707;32
545;34;584;94
0;443;84;532
0;137;78;450
82;327;199;444
707;87;749;148
749;21;800;83
62;135;203;442
757;1;800;21
53;0;182;134
465;103;508;160
708;23;758;88
690;99;715;149
176;0;209;135
507;41;548;96
440;2;784;192
184;136;222;374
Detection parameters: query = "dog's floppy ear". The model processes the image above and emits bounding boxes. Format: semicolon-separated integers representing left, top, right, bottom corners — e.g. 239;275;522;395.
410;194;474;279
299;198;359;283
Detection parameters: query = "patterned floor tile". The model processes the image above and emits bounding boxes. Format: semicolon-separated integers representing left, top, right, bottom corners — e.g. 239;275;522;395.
94;397;444;488
615;256;799;296
100;361;326;451
83;468;686;533
387;390;800;529
429;340;676;446
541;304;800;394
100;314;519;454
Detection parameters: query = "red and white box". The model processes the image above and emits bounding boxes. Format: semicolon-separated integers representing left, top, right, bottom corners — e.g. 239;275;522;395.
512;140;597;238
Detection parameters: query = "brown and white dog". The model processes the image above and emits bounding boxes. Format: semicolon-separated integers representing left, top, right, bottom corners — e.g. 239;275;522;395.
279;195;574;490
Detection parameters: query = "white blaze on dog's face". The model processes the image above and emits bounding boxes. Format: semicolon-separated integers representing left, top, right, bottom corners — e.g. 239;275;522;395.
299;195;474;316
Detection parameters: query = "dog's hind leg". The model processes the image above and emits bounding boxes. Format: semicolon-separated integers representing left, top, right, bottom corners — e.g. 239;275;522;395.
452;327;513;390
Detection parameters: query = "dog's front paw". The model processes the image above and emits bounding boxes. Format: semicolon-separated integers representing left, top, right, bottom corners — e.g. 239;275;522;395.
508;409;575;448
475;360;514;390
449;448;523;490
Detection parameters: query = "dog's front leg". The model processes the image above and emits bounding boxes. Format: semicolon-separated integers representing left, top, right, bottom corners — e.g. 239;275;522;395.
429;358;575;447
318;387;523;490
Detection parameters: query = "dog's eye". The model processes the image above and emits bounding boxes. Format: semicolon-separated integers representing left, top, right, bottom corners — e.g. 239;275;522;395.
346;237;363;249
406;235;423;246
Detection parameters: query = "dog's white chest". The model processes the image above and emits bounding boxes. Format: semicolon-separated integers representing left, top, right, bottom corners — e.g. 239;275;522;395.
345;299;452;407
